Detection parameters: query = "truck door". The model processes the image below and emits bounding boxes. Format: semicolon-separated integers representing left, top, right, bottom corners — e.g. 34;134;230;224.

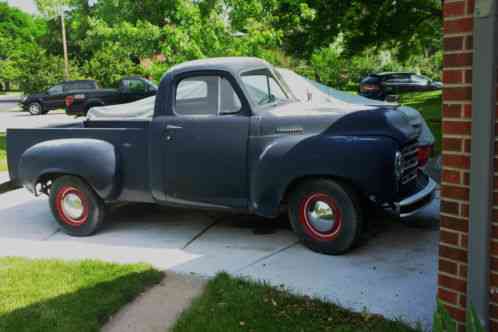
160;73;250;209
45;84;65;109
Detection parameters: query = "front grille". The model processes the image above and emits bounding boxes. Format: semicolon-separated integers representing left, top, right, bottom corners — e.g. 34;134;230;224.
400;141;418;184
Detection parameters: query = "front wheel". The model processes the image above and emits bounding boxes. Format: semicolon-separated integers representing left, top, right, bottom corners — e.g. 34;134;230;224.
288;179;363;255
28;102;43;116
49;176;105;236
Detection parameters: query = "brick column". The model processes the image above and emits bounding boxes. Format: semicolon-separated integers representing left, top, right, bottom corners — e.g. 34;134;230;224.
439;0;474;328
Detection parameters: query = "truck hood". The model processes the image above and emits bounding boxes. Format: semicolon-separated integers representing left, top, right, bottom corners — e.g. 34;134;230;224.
258;101;417;145
276;67;434;146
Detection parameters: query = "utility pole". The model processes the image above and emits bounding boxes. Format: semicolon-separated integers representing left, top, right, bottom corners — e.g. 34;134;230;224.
60;8;69;81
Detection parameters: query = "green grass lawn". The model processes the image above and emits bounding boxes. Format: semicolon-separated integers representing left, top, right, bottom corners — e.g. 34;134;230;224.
0;257;163;332
400;91;442;154
0;133;6;172
173;273;419;332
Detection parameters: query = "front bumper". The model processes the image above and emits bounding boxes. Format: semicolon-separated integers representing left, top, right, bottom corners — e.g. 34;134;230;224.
395;177;437;217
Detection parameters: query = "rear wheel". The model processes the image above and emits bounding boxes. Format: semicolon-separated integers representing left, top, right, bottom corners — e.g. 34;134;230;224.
49;176;105;236
288;179;363;255
28;102;43;116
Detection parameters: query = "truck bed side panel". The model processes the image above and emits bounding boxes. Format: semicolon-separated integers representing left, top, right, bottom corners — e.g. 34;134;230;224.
7;122;153;203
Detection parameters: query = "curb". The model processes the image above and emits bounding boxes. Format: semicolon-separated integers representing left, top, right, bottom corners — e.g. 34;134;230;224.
0;97;21;103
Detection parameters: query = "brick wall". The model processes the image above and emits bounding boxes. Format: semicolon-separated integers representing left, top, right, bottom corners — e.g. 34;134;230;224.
439;0;474;329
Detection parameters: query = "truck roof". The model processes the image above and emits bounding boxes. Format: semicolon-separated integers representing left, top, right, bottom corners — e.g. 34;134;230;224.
167;57;270;76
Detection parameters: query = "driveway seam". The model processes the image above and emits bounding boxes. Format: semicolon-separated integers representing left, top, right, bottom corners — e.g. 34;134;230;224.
182;217;221;249
235;241;299;273
43;228;60;241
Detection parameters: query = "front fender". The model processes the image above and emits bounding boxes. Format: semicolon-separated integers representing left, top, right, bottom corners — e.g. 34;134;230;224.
250;134;399;217
19;139;118;199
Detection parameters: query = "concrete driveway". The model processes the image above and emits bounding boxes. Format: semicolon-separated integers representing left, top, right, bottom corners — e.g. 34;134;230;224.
0;187;439;329
0;104;79;132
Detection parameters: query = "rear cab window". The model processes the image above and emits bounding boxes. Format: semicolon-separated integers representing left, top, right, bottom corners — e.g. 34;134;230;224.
174;75;241;116
63;81;98;92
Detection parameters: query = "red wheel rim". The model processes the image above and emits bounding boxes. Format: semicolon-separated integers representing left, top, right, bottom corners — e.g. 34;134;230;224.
298;193;342;240
55;186;89;227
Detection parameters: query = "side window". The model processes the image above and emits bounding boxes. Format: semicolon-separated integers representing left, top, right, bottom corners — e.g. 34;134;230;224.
47;85;63;95
125;79;147;93
175;76;241;116
241;69;289;106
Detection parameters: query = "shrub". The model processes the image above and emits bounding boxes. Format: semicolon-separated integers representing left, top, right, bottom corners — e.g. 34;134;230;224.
15;45;84;94
433;301;484;332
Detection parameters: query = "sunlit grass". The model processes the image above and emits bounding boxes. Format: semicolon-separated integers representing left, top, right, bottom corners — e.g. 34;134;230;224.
0;257;163;332
0;133;6;172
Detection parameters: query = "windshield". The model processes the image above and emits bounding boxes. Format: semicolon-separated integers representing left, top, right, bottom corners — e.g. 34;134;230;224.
241;69;290;106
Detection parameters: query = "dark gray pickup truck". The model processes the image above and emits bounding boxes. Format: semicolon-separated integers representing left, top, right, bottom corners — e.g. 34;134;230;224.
7;57;436;255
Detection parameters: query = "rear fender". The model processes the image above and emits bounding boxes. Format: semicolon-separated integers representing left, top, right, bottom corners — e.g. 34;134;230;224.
18;139;118;199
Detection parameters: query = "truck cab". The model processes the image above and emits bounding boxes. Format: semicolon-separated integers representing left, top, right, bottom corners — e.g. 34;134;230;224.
7;57;436;255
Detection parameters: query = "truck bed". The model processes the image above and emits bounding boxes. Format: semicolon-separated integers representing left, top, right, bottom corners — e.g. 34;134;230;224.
7;120;154;203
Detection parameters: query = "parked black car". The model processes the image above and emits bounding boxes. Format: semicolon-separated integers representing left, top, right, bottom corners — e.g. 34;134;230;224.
65;76;158;116
7;57;436;255
359;72;443;101
21;80;98;115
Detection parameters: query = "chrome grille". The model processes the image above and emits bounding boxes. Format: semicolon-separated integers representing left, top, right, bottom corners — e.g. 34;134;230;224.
400;141;418;184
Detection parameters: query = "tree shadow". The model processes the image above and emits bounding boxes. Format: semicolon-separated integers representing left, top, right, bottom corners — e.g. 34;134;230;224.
0;268;163;332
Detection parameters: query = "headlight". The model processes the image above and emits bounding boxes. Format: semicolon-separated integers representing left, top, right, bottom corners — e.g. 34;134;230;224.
394;151;403;181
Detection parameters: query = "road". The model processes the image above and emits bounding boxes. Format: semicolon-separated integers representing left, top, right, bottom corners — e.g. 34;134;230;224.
0;101;18;112
0;102;80;132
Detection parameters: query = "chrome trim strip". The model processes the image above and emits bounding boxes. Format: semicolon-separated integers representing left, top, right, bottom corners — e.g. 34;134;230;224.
396;177;437;217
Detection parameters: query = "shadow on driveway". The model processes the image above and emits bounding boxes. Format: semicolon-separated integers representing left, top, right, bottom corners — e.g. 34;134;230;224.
0;189;439;329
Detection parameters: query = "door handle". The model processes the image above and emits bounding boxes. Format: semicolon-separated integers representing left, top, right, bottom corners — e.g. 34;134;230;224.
166;124;183;130
164;125;182;141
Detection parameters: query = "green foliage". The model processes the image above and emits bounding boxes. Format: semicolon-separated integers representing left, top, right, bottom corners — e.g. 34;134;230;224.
1;0;442;94
433;300;485;332
35;0;71;18
82;45;144;88
0;2;47;86
173;272;417;332
14;45;83;94
0;133;6;172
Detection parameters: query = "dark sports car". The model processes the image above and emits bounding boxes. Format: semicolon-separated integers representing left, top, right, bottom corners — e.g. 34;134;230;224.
359;72;442;101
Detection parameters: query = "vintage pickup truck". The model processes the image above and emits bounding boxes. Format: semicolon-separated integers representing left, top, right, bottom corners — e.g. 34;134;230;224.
7;57;436;255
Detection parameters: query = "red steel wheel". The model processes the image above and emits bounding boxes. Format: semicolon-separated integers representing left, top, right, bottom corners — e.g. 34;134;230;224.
298;193;342;241
49;176;105;237
289;179;363;255
55;186;90;227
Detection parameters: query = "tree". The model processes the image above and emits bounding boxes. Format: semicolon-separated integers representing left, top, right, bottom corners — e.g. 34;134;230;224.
35;0;72;80
0;2;47;89
225;0;442;60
